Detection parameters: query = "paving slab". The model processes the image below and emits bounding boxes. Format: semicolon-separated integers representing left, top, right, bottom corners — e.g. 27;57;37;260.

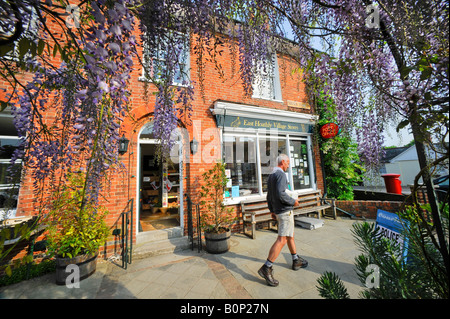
0;217;366;300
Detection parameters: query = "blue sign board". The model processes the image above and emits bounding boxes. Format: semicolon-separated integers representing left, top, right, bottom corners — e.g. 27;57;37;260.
231;186;240;198
375;209;409;261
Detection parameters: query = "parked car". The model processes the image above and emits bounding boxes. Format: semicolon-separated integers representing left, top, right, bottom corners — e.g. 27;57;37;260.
433;175;448;203
433;175;449;190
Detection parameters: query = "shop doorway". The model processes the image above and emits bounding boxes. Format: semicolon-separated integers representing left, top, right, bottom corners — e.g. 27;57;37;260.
138;123;183;232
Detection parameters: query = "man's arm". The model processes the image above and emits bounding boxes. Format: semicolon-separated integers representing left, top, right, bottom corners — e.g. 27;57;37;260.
276;172;296;206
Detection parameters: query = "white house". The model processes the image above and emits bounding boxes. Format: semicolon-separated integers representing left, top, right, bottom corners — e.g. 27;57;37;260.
379;144;449;186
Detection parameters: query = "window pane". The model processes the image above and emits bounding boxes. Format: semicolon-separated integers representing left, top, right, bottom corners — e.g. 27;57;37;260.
140;122;155;139
289;140;311;189
260;137;287;193
252;57;275;100
145;32;189;84
224;135;258;197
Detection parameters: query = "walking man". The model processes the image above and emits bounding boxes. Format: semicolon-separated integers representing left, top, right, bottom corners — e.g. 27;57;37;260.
258;154;308;286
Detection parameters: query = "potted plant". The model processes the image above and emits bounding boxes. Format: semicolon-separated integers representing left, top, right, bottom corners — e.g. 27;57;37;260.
45;171;109;285
199;162;235;254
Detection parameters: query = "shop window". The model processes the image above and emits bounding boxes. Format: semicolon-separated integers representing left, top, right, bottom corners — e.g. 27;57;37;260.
252;53;282;101
224;135;259;197
259;137;287;193
141;31;190;85
223;132;315;200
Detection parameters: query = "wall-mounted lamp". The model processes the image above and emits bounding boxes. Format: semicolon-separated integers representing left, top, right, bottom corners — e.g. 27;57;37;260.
190;138;199;155
118;134;130;155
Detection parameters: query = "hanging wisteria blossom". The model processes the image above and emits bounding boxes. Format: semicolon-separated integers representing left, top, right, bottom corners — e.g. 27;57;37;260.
1;0;448;213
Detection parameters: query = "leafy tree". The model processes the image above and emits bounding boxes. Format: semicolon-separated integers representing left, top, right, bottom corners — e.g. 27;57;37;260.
317;94;364;200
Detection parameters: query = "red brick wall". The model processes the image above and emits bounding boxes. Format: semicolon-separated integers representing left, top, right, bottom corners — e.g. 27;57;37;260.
335;200;406;220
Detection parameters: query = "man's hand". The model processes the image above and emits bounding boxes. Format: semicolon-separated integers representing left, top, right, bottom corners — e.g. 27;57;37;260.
294;200;299;207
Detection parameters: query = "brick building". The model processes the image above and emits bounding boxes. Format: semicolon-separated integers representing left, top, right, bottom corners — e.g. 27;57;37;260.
1;12;324;260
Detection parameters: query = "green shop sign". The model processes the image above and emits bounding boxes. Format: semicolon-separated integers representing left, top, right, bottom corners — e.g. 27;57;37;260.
216;115;313;133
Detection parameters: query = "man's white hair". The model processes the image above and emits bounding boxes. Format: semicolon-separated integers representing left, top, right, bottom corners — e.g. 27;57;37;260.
277;154;289;165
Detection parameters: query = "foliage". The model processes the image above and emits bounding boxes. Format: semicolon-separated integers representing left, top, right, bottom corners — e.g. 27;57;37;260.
0;216;39;277
0;258;55;287
317;94;364;200
320;135;363;200
45;171;109;259
199;162;235;234
1;0;136;212
316;271;350;299
316;203;449;299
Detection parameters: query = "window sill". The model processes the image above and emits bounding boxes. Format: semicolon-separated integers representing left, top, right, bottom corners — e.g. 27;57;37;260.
222;188;315;206
252;95;284;104
223;194;266;206
138;76;191;88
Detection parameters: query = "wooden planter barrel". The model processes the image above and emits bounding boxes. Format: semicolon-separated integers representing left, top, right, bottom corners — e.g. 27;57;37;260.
55;252;98;285
204;228;231;254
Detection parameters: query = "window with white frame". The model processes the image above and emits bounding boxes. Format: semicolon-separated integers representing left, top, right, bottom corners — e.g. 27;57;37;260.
141;31;190;85
252;53;282;101
224;135;259;196
0;137;21;212
223;131;315;200
0;111;22;213
0;5;38;61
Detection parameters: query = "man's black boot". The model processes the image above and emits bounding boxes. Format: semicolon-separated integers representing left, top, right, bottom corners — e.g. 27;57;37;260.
258;264;279;287
292;256;308;270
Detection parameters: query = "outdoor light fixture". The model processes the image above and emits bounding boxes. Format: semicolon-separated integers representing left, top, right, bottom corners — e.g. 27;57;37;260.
190;138;199;155
118;134;130;155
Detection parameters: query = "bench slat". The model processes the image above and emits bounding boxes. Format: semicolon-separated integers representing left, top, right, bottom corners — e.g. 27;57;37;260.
241;189;336;239
242;203;268;212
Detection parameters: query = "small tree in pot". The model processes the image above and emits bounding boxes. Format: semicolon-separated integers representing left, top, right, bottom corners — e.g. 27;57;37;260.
199;162;235;254
45;171;109;285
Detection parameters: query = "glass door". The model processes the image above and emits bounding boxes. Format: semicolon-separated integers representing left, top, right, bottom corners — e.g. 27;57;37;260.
138;121;182;232
139;143;181;231
289;140;311;190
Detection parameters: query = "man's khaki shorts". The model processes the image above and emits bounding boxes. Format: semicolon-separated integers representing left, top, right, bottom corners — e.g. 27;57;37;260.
276;210;295;237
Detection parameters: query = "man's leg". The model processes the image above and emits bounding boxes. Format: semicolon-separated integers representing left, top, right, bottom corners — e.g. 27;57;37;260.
267;236;287;262
286;236;296;255
287;236;308;270
258;236;287;287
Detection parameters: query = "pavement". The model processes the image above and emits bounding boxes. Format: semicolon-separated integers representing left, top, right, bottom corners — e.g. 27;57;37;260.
0;217;365;300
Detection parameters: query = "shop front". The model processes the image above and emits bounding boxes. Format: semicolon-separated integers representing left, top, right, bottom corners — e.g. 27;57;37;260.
212;101;320;205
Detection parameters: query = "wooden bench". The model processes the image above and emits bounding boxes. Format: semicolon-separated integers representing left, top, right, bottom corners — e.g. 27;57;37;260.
240;190;336;239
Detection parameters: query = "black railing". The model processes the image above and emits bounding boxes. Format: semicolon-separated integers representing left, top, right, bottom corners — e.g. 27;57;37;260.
119;199;133;269
186;194;202;252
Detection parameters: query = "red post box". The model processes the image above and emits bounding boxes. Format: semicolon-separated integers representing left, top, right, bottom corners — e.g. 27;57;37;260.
381;174;402;194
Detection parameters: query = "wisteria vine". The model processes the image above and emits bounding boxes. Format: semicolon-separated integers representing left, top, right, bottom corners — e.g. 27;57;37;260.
2;0;448;209
6;0;136;207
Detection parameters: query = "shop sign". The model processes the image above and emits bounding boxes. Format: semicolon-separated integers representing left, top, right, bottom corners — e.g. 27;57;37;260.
375;209;409;261
320;122;339;139
287;100;310;110
216;115;313;133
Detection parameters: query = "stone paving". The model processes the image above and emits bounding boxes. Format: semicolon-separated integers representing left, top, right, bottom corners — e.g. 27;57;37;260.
0;217;365;299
